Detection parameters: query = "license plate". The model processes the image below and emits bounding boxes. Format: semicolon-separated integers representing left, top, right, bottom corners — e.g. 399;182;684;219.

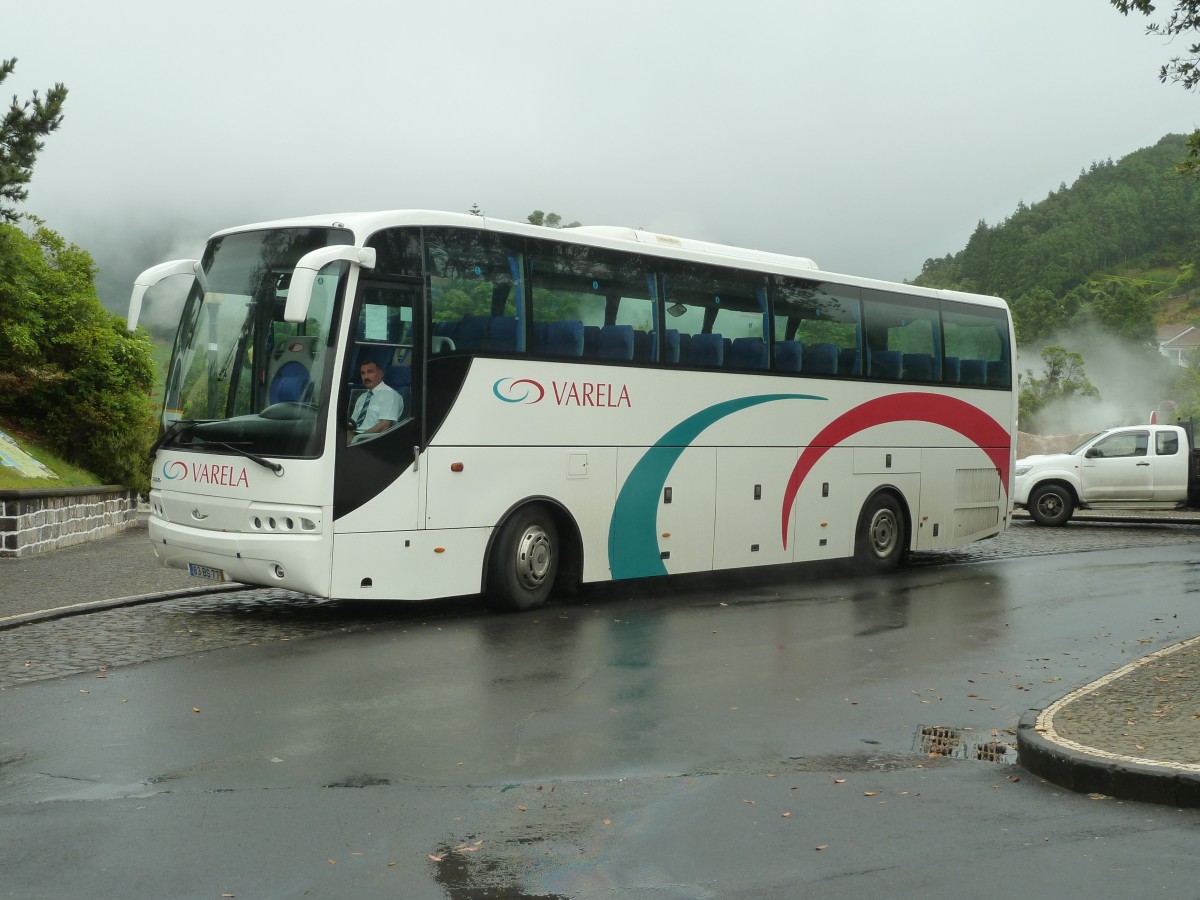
188;563;227;581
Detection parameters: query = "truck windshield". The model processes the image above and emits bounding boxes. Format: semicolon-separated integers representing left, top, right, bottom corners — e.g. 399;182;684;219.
159;227;353;458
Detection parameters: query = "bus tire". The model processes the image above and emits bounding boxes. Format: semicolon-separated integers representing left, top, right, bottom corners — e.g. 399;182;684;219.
855;492;906;572
487;506;558;611
1028;483;1073;527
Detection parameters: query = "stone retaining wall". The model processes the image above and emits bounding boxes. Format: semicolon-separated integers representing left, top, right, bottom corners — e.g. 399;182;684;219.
0;487;140;558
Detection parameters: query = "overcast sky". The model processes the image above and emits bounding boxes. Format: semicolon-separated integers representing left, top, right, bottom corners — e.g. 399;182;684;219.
7;0;1199;291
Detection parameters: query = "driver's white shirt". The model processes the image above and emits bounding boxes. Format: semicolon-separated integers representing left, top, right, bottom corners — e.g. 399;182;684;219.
352;381;403;432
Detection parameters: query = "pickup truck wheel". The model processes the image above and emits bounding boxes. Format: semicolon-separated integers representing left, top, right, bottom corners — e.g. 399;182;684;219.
1028;484;1073;526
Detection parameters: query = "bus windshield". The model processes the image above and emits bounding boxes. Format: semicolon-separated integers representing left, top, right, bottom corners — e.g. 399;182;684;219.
159;227;353;458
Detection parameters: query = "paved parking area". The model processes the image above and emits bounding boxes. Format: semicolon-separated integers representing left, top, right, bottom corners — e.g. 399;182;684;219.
3;519;1200;691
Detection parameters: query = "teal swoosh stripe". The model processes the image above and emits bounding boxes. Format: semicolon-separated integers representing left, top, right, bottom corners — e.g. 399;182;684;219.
608;393;825;580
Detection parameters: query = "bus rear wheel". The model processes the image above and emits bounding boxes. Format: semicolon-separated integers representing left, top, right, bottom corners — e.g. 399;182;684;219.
855;493;906;572
488;506;559;611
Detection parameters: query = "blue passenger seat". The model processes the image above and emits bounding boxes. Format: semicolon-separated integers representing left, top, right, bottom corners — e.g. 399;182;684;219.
662;329;681;364
728;337;767;370
633;330;654;362
675;332;691;364
959;359;986;385
583;325;601;358
902;353;934;381
541;320;585;358
871;349;902;380
986;360;1009;387
384;365;412;412
802;342;838;375
687;332;724;367
269;361;311;404
597;324;635;361
943;356;960;383
774;340;803;372
490;316;519;352
458;315;491;352
838;347;861;376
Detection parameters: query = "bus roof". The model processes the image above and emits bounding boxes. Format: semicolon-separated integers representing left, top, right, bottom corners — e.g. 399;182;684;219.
211;209;1009;311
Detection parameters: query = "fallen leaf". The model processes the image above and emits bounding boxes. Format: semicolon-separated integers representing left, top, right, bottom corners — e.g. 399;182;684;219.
192;707;201;713
863;791;879;797
782;812;792;818
602;818;612;826
743;799;756;805
428;853;444;863
834;778;846;784
815;844;829;851
518;805;527;811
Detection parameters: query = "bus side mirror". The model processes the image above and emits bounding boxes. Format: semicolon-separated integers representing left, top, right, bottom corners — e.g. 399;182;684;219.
127;259;200;331
284;246;377;324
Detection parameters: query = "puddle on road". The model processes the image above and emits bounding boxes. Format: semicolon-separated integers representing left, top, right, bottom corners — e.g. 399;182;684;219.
913;724;1016;763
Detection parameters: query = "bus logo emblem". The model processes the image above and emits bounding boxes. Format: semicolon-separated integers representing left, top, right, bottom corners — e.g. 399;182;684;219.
493;378;546;404
163;461;188;480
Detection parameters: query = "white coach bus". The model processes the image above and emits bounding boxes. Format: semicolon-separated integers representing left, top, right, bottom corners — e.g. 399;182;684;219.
128;210;1016;610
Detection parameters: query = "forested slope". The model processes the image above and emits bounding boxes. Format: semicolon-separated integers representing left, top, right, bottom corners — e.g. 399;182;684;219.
914;134;1200;345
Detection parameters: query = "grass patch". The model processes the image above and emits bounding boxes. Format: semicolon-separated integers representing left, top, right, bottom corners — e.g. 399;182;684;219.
0;418;105;490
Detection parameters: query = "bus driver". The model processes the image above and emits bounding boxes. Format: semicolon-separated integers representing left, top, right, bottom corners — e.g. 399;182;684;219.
349;359;403;442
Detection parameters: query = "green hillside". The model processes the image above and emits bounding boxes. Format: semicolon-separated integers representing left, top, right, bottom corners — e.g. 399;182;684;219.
914;134;1200;345
913;134;1200;433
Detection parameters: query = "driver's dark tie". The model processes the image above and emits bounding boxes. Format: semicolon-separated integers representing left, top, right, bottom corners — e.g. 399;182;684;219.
355;390;373;428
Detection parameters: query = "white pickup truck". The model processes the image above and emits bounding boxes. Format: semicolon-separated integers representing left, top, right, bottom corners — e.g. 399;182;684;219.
1013;424;1197;526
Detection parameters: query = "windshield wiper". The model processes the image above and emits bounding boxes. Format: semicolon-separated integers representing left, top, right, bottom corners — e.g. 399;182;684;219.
205;440;284;475
149;419;205;458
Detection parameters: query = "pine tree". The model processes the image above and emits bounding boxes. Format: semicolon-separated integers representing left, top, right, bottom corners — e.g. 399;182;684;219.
0;58;67;223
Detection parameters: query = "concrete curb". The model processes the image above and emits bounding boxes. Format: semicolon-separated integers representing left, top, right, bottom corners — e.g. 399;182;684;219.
0;583;248;631
1017;710;1200;807
1017;634;1200;807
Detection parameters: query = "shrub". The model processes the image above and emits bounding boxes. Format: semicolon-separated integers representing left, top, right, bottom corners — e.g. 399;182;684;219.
0;220;156;493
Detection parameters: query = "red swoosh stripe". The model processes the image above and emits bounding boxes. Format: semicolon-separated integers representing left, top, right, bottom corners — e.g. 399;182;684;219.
781;393;1011;549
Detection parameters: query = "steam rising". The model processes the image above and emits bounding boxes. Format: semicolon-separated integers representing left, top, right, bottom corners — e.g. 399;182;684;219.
1018;323;1176;433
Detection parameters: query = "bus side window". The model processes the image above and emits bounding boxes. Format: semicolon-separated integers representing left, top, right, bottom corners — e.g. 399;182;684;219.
862;290;939;382
528;238;658;363
771;277;861;378
425;227;523;355
942;301;1011;389
662;260;765;371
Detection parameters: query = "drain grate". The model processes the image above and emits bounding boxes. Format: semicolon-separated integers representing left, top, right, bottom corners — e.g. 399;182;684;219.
914;725;1015;763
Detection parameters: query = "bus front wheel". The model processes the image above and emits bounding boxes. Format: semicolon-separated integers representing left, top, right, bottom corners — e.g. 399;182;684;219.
855;493;906;572
488;506;559;611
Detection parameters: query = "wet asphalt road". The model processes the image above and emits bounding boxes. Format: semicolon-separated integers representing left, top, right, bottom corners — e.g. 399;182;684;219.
4;521;1200;898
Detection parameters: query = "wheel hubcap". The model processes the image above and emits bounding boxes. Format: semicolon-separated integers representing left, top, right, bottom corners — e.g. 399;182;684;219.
868;509;898;558
1038;495;1062;517
514;525;552;590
